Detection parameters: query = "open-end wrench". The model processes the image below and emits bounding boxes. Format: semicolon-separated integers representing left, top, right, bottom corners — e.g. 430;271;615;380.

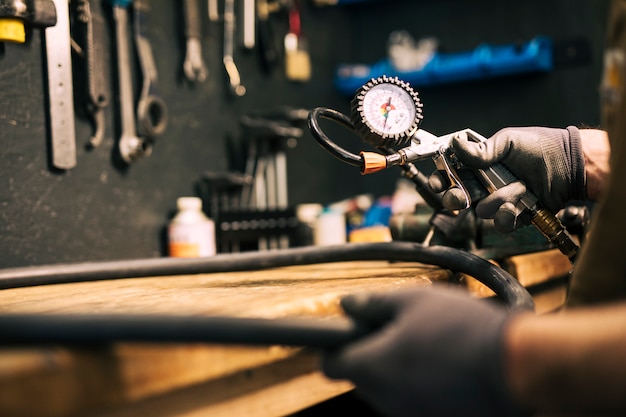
76;0;109;148
134;0;168;139
111;0;151;163
223;0;246;96
183;0;208;82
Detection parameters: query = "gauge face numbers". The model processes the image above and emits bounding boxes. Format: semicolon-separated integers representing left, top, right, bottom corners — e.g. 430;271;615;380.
350;77;423;148
361;83;417;138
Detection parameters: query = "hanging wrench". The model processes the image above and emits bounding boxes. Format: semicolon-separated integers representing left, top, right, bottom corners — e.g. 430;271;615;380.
76;0;109;148
134;0;168;140
45;0;77;169
183;0;208;82
208;0;219;21
111;0;150;163
242;0;255;49
223;0;246;96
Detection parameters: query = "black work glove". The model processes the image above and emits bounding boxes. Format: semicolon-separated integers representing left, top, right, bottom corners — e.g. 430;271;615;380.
429;126;585;232
322;287;528;417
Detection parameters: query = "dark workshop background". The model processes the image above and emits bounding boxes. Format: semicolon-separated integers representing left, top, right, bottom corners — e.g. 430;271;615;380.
0;0;610;268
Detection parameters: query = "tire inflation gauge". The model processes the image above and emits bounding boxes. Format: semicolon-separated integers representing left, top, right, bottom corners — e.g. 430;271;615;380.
350;76;423;148
306;76;580;263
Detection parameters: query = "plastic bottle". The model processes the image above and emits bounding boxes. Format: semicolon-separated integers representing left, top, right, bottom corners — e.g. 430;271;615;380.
314;207;347;246
168;197;216;257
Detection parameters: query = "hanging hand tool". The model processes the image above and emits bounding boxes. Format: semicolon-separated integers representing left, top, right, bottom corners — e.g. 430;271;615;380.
44;0;77;169
242;0;255;49
110;0;148;163
240;113;302;250
183;0;208;82
76;0;110;148
134;0;168;140
208;0;219;21
256;0;279;72
284;0;311;82
223;0;245;96
0;0;56;43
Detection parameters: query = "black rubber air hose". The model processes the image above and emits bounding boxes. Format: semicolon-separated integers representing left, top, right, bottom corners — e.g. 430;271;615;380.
307;107;363;167
0;242;534;346
0;242;532;310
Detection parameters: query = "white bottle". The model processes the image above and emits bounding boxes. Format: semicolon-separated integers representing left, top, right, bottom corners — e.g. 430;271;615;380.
314;207;347;246
168;197;216;257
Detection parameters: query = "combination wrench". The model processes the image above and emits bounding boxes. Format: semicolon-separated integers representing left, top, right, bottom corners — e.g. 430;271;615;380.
134;0;168;139
45;0;77;169
76;0;109;148
183;0;208;82
111;0;149;163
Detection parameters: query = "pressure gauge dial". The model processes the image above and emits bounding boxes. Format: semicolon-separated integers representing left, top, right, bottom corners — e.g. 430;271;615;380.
351;76;423;148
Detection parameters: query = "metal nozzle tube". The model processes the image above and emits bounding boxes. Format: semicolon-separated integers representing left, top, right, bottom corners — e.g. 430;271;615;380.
531;208;579;262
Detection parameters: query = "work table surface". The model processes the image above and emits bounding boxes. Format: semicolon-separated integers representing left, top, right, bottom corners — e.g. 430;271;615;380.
0;251;570;417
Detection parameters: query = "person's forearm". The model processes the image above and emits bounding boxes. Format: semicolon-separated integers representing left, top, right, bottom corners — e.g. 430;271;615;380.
505;303;626;415
580;129;610;201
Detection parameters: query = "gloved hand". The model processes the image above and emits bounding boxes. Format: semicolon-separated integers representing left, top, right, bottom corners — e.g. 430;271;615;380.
322;287;528;417
429;126;585;232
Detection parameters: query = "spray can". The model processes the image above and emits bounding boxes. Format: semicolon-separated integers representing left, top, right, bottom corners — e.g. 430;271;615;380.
168;197;216;257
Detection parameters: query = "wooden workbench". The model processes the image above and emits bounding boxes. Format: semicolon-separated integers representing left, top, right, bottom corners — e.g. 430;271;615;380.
0;250;570;417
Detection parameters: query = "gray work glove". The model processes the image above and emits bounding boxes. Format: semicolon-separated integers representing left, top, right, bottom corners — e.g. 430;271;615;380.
322;287;529;417
429;126;585;232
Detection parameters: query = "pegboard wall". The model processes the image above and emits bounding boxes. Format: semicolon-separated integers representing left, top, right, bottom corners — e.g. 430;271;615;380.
0;0;610;267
